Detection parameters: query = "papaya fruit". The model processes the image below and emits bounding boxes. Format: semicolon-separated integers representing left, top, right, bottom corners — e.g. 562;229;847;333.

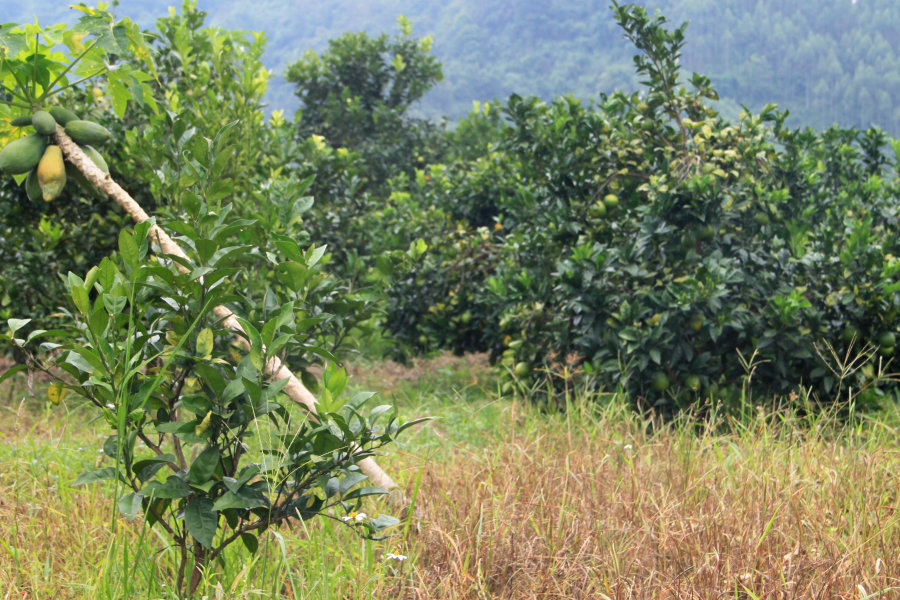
66;162;105;199
0;133;49;175
48;107;79;126
65;120;112;145
25;169;43;202
79;144;109;173
37;146;67;201
32;111;58;135
10;115;33;127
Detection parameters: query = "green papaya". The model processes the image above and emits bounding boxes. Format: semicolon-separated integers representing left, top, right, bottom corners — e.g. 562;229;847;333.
37;146;67;201
65;120;112;145
79;144;109;173
66;162;105;199
48;107;80;126
32;111;58;135
10;115;33;127
25;169;43;202
0;134;49;175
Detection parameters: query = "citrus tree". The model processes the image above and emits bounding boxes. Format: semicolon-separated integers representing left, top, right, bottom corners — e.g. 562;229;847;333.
380;2;900;409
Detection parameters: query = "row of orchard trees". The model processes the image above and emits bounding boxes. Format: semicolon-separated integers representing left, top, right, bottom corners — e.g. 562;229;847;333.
372;4;900;411
2;1;899;416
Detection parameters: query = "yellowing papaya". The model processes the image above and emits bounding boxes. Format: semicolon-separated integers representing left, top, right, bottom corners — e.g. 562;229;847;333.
10;115;33;127
48;107;79;126
0;133;49;175
25;169;43;202
37;146;67;201
80;144;109;173
65;120;112;145
32;111;58;135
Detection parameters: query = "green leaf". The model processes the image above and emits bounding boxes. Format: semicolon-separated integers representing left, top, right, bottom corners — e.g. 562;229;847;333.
0;25;28;58
7;318;30;336
189;446;220;486
132;454;176;483
89;306;109;336
196;328;214;358
141;476;192;499
241;533;259;554
98;257;118;290
182;191;202;218
184;498;218;549
118;229;139;269
342;486;388;501
212;488;268;511
234;317;264;370
307;245;327;268
208;178;233;204
181;395;212;415
102;295;127;315
65;351;95;374
118;492;142;522
0;364;27;386
71;285;91;317
73;467;118;487
275;261;308;293
323;477;340;498
369;514;400;531
339;472;368;496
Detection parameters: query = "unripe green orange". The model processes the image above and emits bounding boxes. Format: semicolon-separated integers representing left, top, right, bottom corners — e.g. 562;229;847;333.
651;372;670;392
685;375;701;391
841;326;860;344
698;225;715;241
753;212;770;226
589;201;607;219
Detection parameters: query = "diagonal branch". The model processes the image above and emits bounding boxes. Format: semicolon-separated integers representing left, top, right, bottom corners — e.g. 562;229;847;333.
51;127;400;497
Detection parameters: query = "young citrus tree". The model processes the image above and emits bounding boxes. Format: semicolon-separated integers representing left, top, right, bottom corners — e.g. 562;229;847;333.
1;9;424;597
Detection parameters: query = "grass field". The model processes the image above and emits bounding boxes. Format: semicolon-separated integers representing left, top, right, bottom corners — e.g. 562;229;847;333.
2;353;900;599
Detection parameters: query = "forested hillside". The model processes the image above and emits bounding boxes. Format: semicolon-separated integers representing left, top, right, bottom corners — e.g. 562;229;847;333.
4;0;899;129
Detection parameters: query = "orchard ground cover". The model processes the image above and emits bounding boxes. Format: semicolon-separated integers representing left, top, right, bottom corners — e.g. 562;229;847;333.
3;353;900;599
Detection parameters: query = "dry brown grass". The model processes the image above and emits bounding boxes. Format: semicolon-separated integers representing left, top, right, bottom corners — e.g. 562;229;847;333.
395;405;900;599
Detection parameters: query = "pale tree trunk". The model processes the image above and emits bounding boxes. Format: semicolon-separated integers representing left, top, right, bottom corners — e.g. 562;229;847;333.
51;128;400;495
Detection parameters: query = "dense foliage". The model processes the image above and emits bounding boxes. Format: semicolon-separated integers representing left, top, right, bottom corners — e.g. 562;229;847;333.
380;4;900;409
3;1;899;413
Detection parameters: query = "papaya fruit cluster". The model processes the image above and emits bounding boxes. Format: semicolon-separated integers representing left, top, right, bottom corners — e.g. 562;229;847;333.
0;107;112;202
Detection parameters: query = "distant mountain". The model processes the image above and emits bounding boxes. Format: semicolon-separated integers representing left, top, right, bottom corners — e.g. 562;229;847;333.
5;0;900;133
